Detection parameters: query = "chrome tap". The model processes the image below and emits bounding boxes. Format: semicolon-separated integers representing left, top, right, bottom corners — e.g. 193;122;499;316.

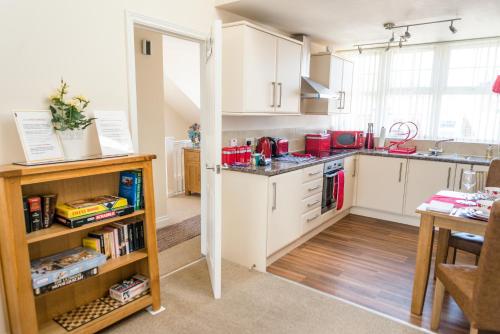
428;139;454;156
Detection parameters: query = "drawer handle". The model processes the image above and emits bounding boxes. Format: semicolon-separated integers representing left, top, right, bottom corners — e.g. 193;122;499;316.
307;214;320;222
398;162;403;183
446;167;451;189
308;171;321;176
308;185;321;192
307;200;320;207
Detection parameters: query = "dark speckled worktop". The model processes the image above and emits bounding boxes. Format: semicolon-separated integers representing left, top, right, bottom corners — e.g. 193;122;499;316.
224;149;492;176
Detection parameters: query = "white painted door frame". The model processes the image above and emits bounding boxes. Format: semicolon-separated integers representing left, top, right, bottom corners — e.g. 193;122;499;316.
124;11;221;298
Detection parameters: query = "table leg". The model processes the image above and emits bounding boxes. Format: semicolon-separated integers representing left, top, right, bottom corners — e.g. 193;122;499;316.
411;214;435;315
434;228;451;279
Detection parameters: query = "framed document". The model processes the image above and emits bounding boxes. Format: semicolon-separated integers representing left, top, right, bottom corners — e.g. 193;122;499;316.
14;110;65;163
94;111;134;156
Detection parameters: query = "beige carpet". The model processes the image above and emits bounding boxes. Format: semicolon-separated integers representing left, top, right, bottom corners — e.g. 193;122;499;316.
104;260;427;334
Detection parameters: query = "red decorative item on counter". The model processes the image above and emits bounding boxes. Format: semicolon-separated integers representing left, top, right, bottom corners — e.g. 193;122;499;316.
493;75;500;94
328;130;365;149
256;137;272;159
222;146;251;166
364;123;374;149
305;133;331;156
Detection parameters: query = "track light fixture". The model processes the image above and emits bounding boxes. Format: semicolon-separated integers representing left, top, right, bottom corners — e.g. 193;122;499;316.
404;27;411;39
449;20;457;34
354;18;462;52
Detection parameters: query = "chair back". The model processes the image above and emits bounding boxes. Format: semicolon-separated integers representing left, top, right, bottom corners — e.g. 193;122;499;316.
473;199;500;330
486;158;500;187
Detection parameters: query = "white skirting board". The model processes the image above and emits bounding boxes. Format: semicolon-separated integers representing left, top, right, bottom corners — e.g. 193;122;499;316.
350;206;420;227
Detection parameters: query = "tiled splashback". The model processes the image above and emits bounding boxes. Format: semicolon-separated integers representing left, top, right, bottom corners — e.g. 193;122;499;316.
222;128;500;159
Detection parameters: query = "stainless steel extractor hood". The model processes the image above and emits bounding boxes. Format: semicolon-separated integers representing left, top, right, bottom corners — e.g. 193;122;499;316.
294;34;339;100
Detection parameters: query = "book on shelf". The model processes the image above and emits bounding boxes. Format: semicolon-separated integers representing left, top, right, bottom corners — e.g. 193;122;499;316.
109;274;150;303
56;195;128;219
119;170;144;210
27;196;42;232
55;205;134;228
41;194;57;229
84;220;145;259
33;267;98;296
23;197;31;233
31;247;107;290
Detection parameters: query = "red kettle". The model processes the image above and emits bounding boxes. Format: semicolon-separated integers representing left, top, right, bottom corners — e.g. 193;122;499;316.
256;137;272;158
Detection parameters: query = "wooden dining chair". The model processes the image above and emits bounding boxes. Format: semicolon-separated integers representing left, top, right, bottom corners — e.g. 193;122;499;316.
431;200;500;333
447;158;500;265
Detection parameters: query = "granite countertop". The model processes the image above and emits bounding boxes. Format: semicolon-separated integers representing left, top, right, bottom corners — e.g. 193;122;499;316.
224;149;493;176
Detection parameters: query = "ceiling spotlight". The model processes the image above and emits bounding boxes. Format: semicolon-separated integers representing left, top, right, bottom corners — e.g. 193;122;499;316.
358;45;362;54
404;26;411;39
385;42;391;52
389;32;395;43
449;20;457;33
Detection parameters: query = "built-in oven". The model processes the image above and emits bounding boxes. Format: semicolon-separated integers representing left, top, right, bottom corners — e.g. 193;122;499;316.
322;159;345;214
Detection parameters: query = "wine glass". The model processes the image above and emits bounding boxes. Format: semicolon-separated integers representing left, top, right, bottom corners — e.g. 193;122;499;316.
463;170;477;195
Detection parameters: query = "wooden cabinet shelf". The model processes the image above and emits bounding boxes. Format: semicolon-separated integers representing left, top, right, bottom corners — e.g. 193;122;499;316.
26;210;145;244
38;294;153;334
34;250;148;299
0;155;162;334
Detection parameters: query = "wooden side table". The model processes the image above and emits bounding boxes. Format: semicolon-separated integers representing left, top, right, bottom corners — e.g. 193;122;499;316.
183;148;201;195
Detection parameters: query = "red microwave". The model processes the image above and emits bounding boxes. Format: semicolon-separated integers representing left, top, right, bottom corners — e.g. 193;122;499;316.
328;130;365;149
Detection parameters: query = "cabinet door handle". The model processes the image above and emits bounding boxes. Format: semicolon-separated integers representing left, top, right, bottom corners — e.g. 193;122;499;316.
398;162;403;183
272;182;277;211
307;214;320;222
307;200;320;207
446;167;451;189
352;158;357;177
459;168;464;190
308;185;320;192
308;171;321;176
270;82;276;107
277;82;282;108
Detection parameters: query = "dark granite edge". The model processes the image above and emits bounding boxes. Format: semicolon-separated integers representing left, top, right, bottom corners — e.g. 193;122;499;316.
224;149;492;177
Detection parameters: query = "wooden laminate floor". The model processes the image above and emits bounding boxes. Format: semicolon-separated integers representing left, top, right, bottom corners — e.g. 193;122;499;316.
268;214;475;334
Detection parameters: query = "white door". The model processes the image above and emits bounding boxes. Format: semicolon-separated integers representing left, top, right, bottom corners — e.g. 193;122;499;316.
355;155;407;214
200;20;222;299
244;27;277;113
404;160;456;217
275;38;302;114
329;55;344;112
341;155;357;212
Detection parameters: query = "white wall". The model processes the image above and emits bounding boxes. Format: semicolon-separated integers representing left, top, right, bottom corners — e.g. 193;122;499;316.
0;1;215;332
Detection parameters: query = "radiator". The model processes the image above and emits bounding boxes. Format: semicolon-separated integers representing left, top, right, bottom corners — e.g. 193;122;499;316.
166;138;191;196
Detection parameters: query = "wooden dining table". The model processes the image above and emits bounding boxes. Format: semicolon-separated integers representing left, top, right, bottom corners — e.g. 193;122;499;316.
411;191;488;316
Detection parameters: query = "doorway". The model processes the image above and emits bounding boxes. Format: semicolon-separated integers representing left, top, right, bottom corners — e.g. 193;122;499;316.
126;13;222;298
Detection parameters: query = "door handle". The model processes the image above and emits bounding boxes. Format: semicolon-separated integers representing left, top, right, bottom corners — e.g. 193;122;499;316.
446;167;451;189
272;182;277;211
271;82;276;108
277;82;282;108
398;162;403;183
307;214;320;222
307;200;320;207
352;158;357;177
459;168;464;190
205;164;221;174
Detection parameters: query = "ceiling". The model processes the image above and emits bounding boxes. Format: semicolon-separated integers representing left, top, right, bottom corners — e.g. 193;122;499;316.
216;0;500;50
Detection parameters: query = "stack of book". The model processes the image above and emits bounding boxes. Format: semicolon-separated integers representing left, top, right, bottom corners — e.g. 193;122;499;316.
23;195;57;234
31;247;107;296
55;195;133;228
82;220;145;259
119;170;144;210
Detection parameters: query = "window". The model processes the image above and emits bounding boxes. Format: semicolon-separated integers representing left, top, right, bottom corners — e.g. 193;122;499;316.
335;38;500;143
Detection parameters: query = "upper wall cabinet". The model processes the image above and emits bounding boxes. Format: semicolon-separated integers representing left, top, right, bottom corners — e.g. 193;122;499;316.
302;54;353;115
222;21;302;115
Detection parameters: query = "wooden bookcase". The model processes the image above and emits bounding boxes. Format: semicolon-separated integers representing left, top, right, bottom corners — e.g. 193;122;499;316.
0;155;161;334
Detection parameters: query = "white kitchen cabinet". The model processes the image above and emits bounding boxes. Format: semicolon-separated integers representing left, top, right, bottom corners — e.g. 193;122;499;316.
404;160;456;217
454;163;490;192
267;171;302;256
303;54;354;115
340;155;357;212
222;21;302;115
355;155;407;214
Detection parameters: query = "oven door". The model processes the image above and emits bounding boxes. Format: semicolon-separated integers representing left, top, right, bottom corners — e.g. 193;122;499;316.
322;170;338;213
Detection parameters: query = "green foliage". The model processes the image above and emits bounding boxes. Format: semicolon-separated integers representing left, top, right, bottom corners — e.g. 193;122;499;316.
49;80;96;131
